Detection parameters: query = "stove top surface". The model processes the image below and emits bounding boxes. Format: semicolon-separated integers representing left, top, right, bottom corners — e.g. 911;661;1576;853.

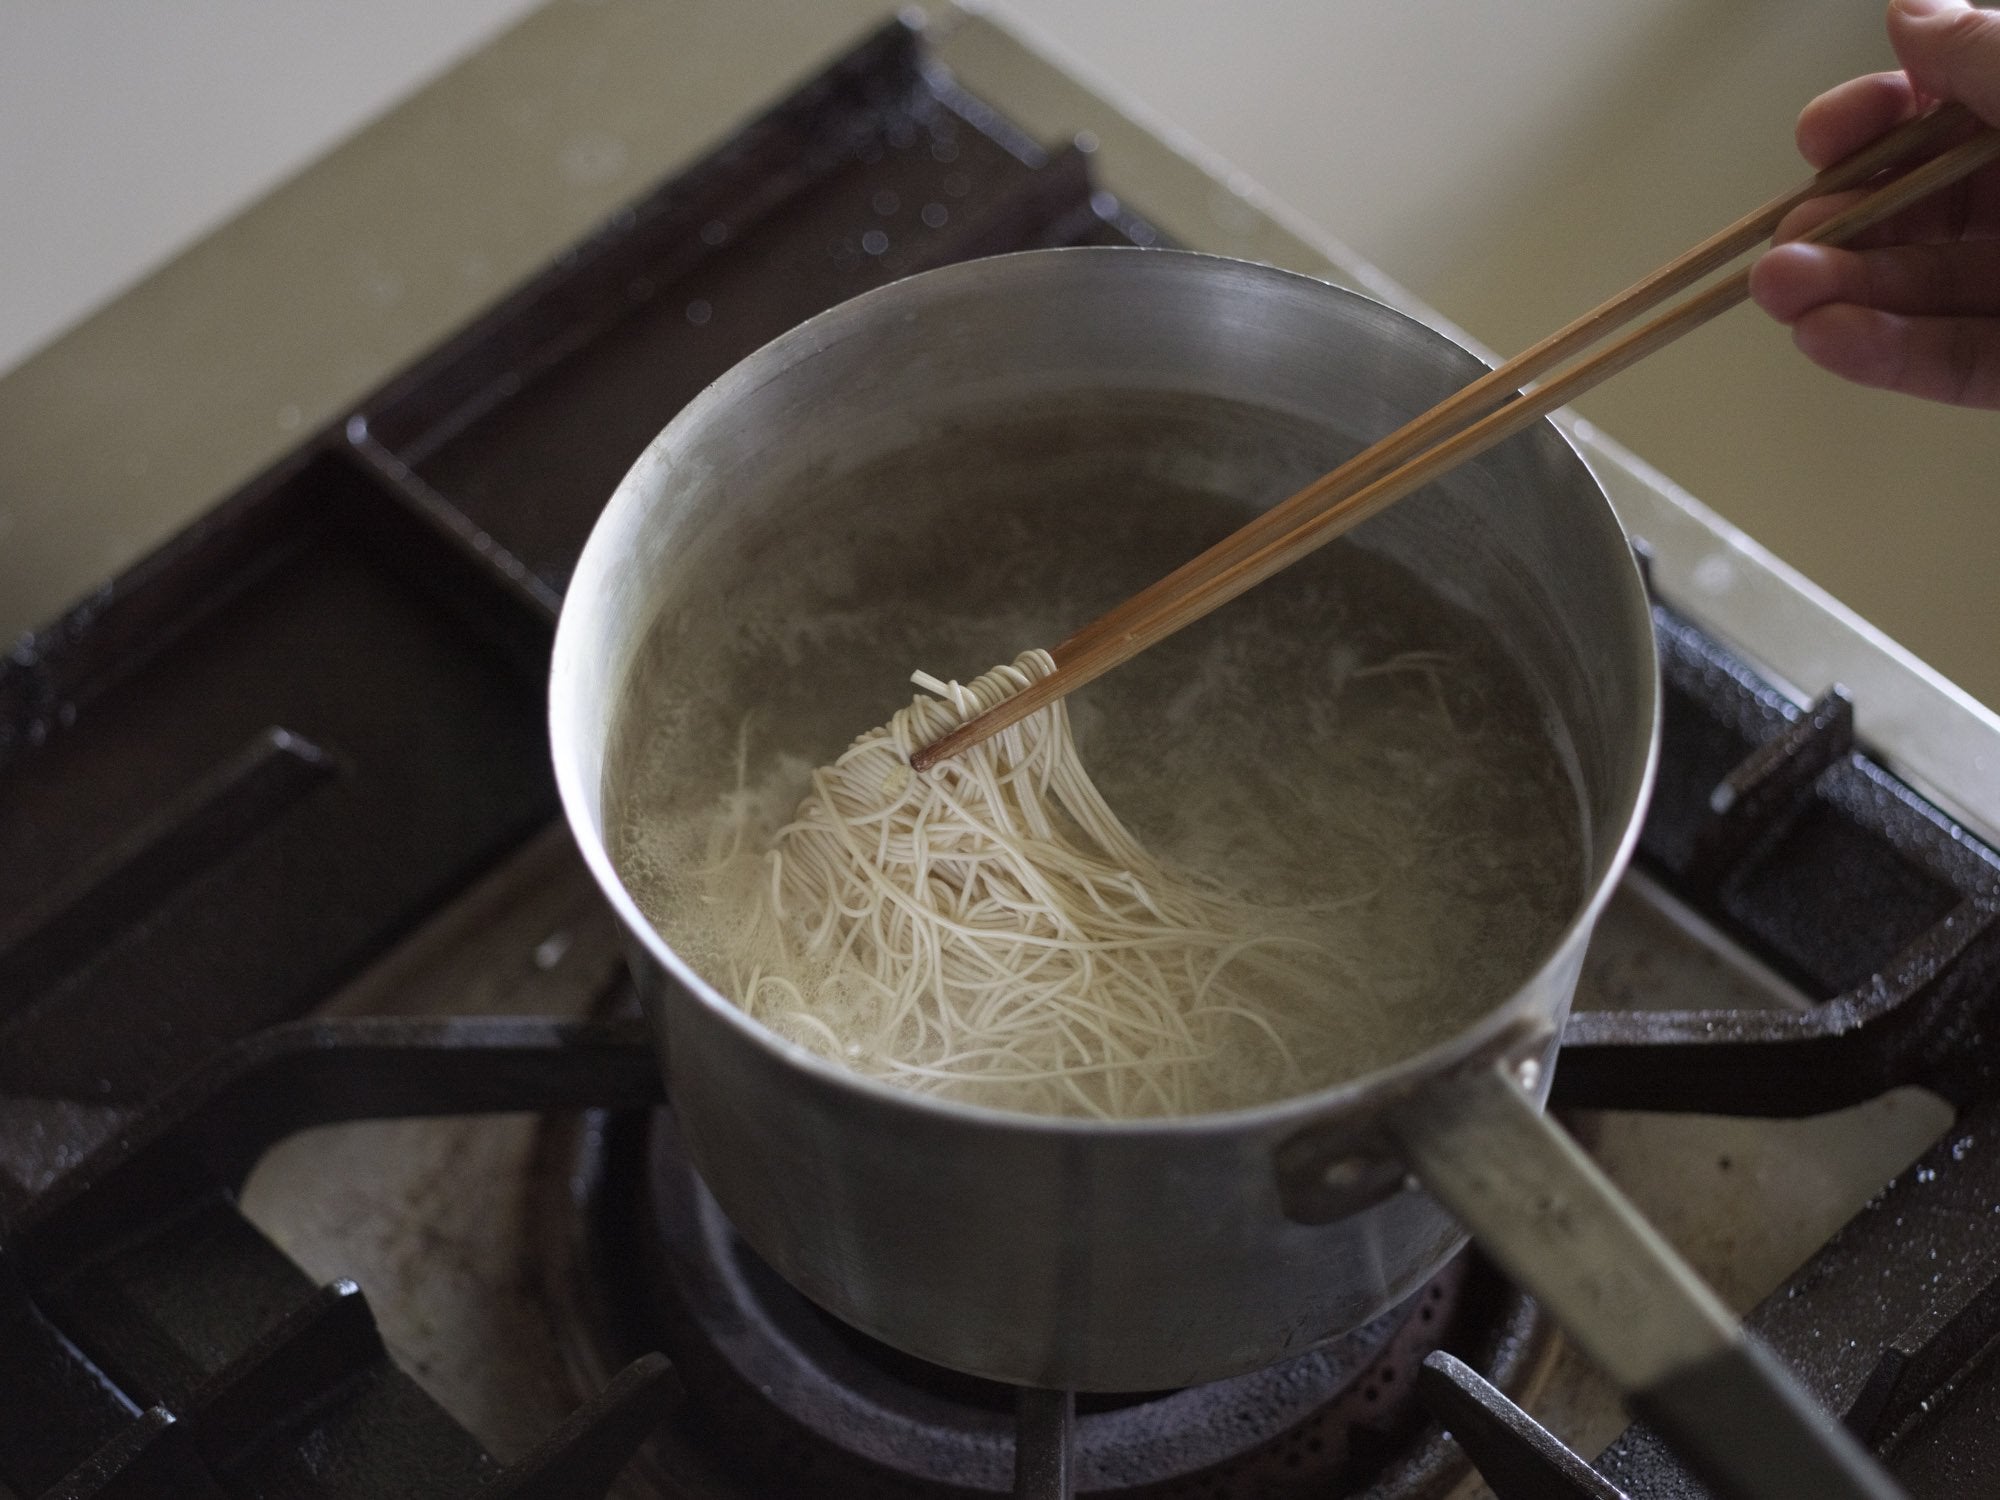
4;17;1999;1500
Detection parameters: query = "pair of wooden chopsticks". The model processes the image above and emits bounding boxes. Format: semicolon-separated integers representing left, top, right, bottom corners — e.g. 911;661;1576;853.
911;104;1999;772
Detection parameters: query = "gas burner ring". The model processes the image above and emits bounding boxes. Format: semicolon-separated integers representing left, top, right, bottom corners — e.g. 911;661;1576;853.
530;1103;1548;1498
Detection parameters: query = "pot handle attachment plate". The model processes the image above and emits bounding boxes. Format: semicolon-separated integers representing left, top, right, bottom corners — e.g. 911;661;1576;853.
1387;1059;1902;1500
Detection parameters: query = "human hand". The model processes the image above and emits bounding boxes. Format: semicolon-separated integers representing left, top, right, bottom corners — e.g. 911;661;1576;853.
1750;0;2000;408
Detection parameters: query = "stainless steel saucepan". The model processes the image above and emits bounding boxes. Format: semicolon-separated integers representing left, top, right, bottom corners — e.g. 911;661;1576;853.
552;249;1896;1499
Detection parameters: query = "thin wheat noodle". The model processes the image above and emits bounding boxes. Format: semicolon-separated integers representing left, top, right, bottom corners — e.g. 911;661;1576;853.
710;650;1394;1119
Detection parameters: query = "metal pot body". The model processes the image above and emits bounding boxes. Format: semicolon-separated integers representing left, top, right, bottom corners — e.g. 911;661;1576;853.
551;249;1657;1392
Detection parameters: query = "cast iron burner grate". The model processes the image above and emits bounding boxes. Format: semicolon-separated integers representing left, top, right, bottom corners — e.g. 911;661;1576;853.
6;15;2000;1500
528;1097;1543;1499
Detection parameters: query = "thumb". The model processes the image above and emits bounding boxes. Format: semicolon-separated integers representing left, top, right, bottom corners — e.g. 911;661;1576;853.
1889;0;2000;127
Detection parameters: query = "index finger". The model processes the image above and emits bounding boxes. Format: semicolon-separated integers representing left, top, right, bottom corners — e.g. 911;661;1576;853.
1798;72;1922;168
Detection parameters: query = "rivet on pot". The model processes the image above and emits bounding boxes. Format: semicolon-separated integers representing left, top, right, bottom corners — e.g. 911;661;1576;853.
1274;1131;1410;1226
1322;1158;1375;1193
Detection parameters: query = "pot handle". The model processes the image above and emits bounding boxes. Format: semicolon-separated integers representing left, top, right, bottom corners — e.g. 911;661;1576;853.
1386;1059;1901;1500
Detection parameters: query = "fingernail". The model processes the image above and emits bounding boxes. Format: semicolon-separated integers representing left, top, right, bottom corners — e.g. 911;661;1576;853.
1892;0;1956;19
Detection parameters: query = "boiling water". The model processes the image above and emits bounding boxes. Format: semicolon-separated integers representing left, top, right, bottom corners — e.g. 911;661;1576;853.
608;410;1587;1118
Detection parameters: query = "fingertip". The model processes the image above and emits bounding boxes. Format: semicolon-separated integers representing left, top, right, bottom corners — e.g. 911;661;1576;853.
1750;243;1828;321
1771;190;1867;247
1796;72;1919;167
1771;202;1823;245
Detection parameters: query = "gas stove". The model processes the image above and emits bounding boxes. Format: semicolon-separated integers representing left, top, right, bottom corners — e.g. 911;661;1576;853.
5;14;2000;1500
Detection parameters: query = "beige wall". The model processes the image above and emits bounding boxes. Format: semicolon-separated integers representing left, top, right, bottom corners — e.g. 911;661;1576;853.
998;1;1999;708
3;1;1995;704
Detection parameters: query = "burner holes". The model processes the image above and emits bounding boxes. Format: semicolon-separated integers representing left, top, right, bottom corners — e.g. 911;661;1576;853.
1362;1384;1380;1404
1418;1306;1435;1323
1305;1435;1325;1454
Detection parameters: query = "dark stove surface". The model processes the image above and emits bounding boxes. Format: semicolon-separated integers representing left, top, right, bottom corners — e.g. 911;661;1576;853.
3;18;2000;1500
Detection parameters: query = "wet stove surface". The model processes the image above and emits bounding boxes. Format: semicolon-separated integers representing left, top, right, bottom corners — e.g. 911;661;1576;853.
3;19;2000;1500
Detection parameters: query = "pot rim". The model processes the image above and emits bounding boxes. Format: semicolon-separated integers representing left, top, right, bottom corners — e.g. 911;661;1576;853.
550;245;1662;1140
